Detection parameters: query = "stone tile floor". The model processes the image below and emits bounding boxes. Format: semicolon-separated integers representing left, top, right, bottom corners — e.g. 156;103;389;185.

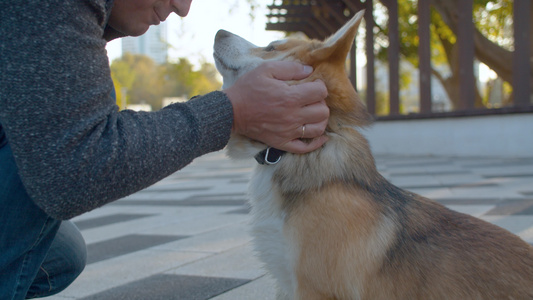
46;151;533;299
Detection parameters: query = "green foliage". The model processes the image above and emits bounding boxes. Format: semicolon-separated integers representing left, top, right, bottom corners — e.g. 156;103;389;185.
376;90;391;116
374;0;512;63
358;89;391;116
473;0;513;50
371;0;516;110
110;54;222;110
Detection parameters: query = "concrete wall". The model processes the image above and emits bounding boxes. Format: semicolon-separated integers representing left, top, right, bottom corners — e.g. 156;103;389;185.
363;114;533;158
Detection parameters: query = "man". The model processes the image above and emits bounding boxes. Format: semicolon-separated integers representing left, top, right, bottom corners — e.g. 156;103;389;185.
0;0;329;298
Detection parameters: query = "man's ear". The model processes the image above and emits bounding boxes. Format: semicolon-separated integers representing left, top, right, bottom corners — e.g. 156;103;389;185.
309;10;365;63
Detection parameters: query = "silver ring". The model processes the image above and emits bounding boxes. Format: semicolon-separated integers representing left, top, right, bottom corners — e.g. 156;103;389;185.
301;125;306;139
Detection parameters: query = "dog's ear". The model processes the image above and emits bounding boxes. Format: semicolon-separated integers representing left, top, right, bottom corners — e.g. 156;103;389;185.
310;10;364;63
306;10;371;128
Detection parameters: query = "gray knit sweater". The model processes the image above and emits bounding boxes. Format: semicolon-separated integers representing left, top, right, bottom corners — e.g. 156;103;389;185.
0;0;234;220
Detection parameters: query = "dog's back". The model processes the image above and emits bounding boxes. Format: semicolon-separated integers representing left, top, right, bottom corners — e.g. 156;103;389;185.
361;181;533;299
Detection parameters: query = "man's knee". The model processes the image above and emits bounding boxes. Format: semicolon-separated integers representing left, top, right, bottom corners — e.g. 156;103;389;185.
58;221;87;276
27;221;87;298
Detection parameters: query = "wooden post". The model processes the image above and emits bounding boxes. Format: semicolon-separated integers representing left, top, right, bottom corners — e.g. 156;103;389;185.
457;0;475;110
350;41;357;91
365;0;376;115
513;0;531;107
418;0;432;113
388;0;400;115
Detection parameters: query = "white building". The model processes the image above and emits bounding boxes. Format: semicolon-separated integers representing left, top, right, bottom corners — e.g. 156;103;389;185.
122;23;169;64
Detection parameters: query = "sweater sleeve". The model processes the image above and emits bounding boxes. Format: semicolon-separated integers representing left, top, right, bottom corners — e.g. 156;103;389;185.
0;0;233;220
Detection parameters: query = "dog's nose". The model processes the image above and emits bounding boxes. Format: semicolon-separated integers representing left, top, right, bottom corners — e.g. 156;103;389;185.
215;30;231;42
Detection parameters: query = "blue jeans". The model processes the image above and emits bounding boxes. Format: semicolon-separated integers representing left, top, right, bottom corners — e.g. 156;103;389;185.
0;142;87;299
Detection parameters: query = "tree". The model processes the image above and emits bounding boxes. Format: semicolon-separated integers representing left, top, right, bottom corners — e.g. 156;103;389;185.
110;55;137;109
376;0;528;109
110;53;159;109
111;54;222;110
432;0;530;105
158;59;222;107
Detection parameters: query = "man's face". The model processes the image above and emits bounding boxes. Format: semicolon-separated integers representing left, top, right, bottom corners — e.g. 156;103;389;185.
108;0;192;36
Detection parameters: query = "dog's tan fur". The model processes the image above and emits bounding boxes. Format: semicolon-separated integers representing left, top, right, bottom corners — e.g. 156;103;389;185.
214;11;533;300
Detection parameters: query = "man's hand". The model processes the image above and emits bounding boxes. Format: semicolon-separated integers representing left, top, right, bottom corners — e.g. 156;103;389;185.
224;61;329;154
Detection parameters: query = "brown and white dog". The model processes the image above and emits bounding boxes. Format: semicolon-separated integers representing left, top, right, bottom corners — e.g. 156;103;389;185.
213;11;533;300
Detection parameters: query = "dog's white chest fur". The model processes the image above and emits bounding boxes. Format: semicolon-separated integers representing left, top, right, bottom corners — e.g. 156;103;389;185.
248;165;295;298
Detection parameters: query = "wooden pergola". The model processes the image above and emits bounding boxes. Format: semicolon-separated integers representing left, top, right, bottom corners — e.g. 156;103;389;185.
265;0;393;116
265;0;533;118
266;0;365;40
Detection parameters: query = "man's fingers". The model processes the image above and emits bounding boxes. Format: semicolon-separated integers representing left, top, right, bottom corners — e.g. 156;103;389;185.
298;120;329;140
263;61;314;81
290;80;328;106
280;135;329;154
298;100;329;125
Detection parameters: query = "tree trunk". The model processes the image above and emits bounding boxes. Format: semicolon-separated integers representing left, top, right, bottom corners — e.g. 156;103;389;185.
431;0;533;97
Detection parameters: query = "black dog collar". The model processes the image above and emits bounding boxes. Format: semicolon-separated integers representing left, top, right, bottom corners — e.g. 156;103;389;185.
254;147;286;165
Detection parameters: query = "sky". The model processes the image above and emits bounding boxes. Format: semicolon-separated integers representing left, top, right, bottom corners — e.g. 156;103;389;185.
106;0;285;67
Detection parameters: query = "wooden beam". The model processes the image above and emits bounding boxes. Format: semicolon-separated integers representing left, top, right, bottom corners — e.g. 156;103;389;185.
513;0;531;107
318;0;348;25
267;4;314;11
365;0;376;115
457;0;475;110
312;6;342;35
266;17;330;39
265;22;319;38
418;0;432;113
388;0;400;115
307;19;332;39
350;40;357;91
339;0;364;14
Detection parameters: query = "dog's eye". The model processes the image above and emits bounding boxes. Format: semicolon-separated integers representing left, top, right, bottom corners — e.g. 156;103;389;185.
264;45;276;52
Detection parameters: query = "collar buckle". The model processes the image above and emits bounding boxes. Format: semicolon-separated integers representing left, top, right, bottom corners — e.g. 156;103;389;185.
254;147;285;165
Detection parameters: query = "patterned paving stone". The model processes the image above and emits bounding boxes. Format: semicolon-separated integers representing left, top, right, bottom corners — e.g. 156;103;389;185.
87;234;189;264
74;213;154;230
485;199;533;216
389;170;471;176
110;198;247;207
79;274;250;300
46;152;533;300
399;181;499;190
